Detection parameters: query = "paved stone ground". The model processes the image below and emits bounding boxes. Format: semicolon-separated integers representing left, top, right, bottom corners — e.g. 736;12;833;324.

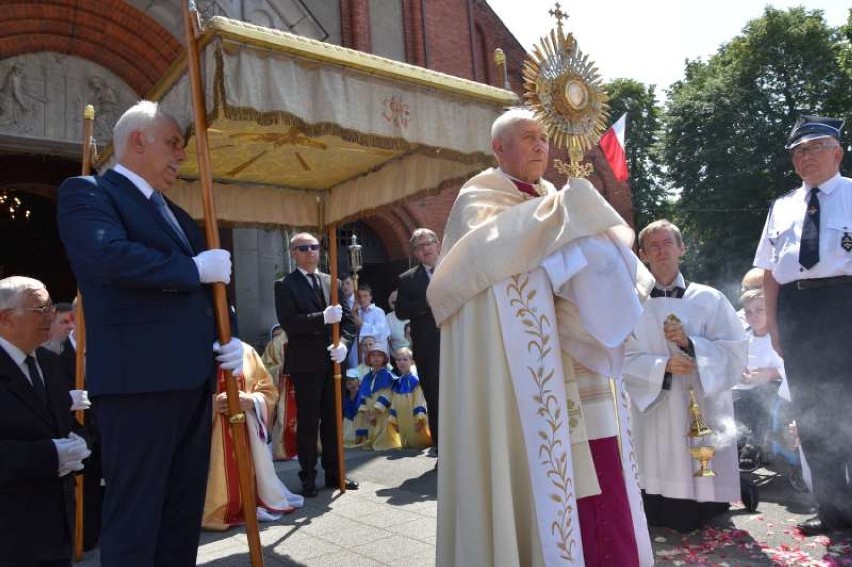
77;449;852;566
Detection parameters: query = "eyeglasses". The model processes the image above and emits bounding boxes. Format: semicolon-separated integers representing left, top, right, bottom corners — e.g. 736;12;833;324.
790;141;837;158
413;240;437;250
292;244;320;252
24;303;57;315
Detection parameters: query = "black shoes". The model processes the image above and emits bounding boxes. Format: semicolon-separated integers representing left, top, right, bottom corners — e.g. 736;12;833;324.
797;515;830;536
325;477;359;490
300;482;319;498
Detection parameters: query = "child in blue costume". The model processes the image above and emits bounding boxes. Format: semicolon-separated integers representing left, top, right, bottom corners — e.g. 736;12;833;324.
358;343;398;450
389;347;432;449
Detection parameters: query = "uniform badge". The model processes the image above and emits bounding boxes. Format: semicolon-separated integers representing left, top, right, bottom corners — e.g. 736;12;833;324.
842;232;852;252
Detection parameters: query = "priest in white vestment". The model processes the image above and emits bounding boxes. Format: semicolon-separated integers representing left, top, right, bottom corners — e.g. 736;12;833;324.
624;220;748;533
428;108;655;567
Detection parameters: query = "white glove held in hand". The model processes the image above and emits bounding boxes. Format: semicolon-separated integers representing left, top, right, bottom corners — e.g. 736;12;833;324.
193;249;232;284
53;432;91;477
322;305;343;324
214;338;244;375
327;343;347;363
69;389;91;411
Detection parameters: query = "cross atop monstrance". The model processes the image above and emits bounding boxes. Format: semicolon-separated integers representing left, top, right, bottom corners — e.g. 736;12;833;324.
523;1;610;178
549;2;568;32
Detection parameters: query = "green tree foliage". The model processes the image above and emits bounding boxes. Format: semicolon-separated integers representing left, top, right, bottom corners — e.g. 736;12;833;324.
663;7;852;290
605;79;671;229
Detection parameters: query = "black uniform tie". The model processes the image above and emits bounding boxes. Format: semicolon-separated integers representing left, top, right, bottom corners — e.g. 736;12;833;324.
24;355;47;405
799;187;821;270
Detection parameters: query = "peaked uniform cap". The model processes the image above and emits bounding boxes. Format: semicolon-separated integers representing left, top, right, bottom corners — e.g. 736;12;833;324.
786;114;844;149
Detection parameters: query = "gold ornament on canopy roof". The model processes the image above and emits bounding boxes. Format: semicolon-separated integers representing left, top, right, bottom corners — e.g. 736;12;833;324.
523;4;610;178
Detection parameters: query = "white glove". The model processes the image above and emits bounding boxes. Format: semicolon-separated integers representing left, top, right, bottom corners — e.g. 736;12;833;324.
214;338;244;375
69;389;91;411
193;249;232;284
52;432;91;477
327;342;347;363
323;304;343;324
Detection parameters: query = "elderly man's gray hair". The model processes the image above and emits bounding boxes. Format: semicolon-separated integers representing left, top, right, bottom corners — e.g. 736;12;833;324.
113;100;178;160
491;108;539;143
0;276;46;311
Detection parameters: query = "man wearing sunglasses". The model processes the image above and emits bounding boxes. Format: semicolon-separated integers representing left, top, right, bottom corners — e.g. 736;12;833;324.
275;232;358;497
755;114;852;536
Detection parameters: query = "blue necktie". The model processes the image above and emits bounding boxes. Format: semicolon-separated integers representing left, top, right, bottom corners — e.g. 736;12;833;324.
799;187;820;270
150;191;192;251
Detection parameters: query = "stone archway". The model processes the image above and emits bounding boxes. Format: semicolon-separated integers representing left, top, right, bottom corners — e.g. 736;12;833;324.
0;1;181;96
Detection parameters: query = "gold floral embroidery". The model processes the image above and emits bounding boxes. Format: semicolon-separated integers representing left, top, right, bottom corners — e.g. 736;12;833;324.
620;386;643;511
506;273;577;562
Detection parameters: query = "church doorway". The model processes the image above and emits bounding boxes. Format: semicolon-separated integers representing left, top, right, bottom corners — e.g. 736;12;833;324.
0;154;81;301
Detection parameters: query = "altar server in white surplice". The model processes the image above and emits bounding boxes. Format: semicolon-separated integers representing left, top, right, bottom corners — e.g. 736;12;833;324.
624;219;748;533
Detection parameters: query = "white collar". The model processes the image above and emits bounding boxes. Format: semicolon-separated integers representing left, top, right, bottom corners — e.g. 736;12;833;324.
654;272;686;291
803;172;842;196
0;335;32;368
114;163;156;199
297;267;320;277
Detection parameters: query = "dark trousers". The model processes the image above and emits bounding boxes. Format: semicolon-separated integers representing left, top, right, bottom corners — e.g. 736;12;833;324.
417;355;440;445
95;381;212;567
292;370;340;484
779;282;852;528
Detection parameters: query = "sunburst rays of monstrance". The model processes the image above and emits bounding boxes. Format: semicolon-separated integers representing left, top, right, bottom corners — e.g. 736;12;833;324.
522;5;610;178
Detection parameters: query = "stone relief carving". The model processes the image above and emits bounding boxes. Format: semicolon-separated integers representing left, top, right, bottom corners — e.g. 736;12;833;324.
0;60;45;134
0;53;136;144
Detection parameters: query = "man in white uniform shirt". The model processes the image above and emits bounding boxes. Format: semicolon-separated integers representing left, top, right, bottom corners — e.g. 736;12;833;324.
754;115;852;535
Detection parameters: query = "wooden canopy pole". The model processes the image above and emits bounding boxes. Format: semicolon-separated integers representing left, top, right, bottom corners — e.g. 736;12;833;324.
182;3;264;565
327;226;347;492
72;104;95;562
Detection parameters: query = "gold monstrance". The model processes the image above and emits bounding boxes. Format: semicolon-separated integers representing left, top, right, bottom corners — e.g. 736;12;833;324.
522;2;610;178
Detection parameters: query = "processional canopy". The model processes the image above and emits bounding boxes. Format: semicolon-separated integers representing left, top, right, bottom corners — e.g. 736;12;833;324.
103;16;517;228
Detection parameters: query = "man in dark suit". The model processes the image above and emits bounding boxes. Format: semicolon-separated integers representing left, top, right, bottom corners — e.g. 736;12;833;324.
395;228;441;448
275;232;358;497
57;101;243;567
0;276;90;567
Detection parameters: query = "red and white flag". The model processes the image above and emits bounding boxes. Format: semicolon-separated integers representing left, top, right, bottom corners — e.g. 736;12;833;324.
599;113;628;182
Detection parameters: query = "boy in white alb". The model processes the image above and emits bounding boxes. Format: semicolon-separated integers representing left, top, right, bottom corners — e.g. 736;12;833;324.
734;289;784;471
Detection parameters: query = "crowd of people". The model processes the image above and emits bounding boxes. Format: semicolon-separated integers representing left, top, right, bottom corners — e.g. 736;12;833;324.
1;96;849;567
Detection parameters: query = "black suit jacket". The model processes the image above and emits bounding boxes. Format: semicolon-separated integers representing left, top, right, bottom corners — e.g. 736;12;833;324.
274;269;356;375
396;264;440;359
0;346;75;565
